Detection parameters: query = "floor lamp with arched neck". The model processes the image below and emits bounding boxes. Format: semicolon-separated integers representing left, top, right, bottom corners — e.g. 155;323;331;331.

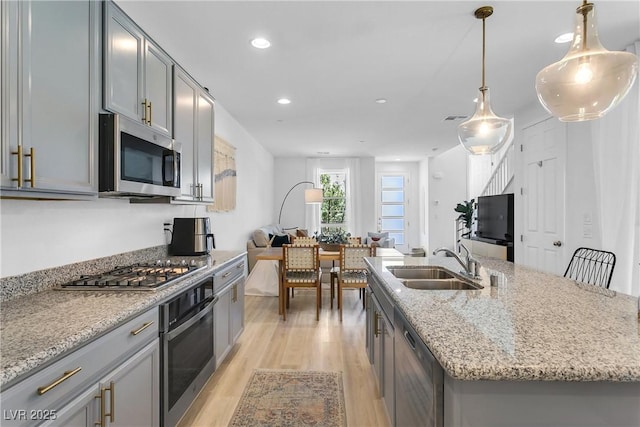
277;181;323;225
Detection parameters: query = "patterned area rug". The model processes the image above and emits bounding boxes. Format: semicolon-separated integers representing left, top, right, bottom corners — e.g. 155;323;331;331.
229;369;347;426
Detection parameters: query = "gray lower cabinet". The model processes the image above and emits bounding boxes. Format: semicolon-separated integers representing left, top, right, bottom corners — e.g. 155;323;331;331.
0;309;159;427
0;0;98;199
213;257;246;367
366;283;394;425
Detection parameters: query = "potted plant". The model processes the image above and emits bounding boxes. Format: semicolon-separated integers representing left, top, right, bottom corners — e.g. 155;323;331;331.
313;229;351;252
454;199;475;238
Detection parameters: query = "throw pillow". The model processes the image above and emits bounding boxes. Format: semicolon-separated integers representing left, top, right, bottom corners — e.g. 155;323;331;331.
370;237;388;247
367;231;389;240
296;228;309;237
269;233;290;247
253;229;270;247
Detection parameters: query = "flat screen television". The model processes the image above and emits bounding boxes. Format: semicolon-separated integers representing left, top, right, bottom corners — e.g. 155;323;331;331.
476;193;514;244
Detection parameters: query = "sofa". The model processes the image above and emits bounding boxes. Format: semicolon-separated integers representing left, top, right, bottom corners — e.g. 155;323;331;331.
246;225;308;271
362;231;396;248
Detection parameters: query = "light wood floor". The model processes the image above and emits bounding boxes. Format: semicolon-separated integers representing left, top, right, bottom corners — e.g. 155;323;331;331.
177;288;390;427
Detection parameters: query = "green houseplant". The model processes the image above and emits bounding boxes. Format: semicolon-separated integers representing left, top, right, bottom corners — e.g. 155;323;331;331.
454;199;475;238
313;229;351;251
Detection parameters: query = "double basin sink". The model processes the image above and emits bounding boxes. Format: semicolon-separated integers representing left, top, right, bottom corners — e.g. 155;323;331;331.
386;266;483;290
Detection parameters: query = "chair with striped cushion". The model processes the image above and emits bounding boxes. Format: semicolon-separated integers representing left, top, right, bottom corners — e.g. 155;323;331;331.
282;244;321;320
337;244;375;321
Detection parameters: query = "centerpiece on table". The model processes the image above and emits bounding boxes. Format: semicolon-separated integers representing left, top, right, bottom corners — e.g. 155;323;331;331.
313;229;351;252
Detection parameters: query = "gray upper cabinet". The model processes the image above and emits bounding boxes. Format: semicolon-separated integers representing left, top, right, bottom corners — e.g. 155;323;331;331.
174;66;215;203
104;2;172;136
0;0;98;199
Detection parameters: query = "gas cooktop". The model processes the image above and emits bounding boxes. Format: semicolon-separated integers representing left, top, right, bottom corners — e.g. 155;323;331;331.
58;259;208;291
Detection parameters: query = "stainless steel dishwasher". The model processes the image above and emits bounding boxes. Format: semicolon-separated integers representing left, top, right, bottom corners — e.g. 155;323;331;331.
394;307;444;427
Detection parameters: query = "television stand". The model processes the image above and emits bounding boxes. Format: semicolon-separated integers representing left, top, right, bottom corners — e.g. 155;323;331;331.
461;238;513;262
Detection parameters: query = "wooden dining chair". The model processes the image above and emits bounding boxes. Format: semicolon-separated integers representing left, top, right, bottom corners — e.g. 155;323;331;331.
330;236;363;308
337;244;375;321
291;236;318;246
282;244;321;321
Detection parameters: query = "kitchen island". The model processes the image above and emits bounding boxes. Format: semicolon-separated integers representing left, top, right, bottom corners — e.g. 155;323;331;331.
365;255;640;427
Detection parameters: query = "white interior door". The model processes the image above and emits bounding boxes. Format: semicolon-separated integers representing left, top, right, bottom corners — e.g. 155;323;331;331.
522;117;567;275
376;173;410;253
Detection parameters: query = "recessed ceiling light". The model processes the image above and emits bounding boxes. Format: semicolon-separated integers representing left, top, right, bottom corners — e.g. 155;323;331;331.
554;32;573;44
277;98;291;105
375;98;387;104
251;37;271;49
394;158;401;161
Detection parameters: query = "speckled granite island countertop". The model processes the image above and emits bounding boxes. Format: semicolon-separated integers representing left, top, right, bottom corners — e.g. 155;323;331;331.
365;256;640;382
0;250;246;388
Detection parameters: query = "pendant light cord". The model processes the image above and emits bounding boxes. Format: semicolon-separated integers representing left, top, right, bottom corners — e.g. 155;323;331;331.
481;15;486;91
474;6;493;100
577;1;594;53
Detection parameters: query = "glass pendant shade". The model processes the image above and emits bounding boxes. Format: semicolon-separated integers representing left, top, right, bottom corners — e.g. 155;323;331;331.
535;3;639;122
458;88;513;155
457;6;513;155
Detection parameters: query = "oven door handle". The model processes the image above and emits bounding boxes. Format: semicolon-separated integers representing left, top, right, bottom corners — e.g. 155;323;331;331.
166;296;217;341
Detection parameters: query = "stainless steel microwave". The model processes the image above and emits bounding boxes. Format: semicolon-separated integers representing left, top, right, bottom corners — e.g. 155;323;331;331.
99;113;180;197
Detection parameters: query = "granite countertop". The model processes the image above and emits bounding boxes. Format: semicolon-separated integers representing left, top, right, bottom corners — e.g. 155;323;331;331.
365;255;640;382
0;250;246;388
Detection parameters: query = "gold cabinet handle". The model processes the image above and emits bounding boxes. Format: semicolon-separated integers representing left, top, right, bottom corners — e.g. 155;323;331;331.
95;381;115;426
24;147;35;187
131;321;154;336
141;99;148;124
374;312;381;338
232;284;237;303
95;386;105;426
147;101;152;125
107;381;115;423
11;145;23;187
222;271;231;278
37;367;82;395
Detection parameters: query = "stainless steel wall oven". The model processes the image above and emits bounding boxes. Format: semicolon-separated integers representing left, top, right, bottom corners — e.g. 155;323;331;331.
160;276;216;426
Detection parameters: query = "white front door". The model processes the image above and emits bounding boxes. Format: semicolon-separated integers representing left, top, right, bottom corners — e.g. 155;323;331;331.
376;173;410;253
521;117;567;275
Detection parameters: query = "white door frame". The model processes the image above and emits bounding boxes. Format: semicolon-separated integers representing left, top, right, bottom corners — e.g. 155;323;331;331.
375;172;411;253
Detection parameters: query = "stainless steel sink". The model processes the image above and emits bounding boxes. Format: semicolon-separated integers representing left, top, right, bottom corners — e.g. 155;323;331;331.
387;266;455;280
400;278;483;290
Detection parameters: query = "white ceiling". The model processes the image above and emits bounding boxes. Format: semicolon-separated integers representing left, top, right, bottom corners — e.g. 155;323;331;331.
116;0;640;161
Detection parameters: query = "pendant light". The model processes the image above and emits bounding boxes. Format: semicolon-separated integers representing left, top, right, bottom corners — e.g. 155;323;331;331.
535;1;639;122
458;6;513;156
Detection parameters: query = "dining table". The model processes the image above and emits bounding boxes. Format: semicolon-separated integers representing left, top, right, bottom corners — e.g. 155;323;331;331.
256;246;403;314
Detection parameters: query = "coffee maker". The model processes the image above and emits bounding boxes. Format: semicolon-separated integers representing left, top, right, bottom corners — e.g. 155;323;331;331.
169;218;215;255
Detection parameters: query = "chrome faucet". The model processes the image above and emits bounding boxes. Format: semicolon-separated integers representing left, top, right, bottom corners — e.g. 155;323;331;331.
433;243;480;279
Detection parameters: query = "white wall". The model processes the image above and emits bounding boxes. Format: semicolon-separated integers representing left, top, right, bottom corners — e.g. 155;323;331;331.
428;145;468;252
273;157;376;238
0;104;274;277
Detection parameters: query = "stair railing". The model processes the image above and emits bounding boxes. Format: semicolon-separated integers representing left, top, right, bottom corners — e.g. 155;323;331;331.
480;142;515;197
